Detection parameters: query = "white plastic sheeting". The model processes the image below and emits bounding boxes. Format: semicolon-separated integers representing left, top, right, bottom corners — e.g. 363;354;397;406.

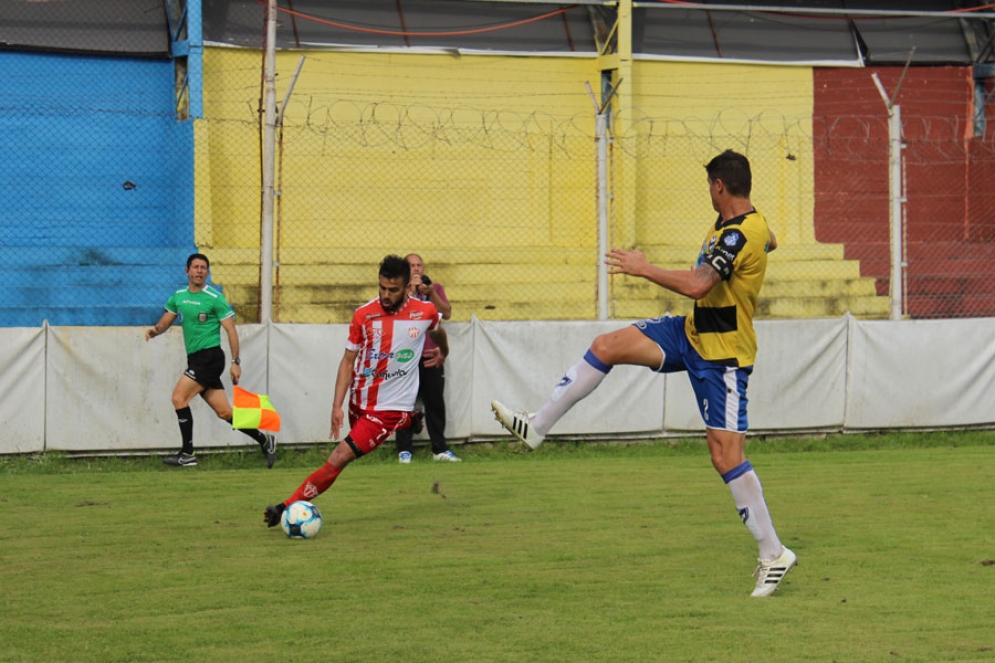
1;326;45;453
43;324;269;453
845;316;995;429
2;315;994;455
476;319;664;438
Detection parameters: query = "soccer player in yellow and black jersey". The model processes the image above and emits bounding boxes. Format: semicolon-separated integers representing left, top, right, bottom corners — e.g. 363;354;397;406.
491;150;796;598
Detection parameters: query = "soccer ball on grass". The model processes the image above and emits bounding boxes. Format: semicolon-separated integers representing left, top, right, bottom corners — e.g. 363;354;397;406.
280;500;323;539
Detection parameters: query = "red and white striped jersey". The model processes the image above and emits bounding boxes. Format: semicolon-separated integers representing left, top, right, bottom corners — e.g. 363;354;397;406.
346;296;441;412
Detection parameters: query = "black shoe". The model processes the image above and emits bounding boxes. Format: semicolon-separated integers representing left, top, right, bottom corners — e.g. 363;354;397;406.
264;503;285;528
261;434;277;469
410;409;424;435
163;452;197;467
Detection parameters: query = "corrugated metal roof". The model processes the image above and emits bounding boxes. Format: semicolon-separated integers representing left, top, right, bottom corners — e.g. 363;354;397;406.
0;0;990;65
0;0;170;56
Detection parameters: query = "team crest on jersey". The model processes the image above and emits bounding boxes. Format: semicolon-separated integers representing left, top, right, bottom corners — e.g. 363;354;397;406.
371;327;384;341
408;326;420;339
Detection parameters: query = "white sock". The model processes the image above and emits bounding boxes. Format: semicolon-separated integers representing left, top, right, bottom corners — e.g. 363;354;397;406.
532;350;611;436
724;462;783;560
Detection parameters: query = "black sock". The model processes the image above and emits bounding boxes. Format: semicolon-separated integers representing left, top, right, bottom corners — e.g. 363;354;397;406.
226;418;266;445
176;407;194;455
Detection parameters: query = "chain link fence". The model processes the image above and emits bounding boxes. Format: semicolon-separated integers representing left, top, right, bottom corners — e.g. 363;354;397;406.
197;64;995;324
3;49;995;327
815;111;995;319
0;50;193;328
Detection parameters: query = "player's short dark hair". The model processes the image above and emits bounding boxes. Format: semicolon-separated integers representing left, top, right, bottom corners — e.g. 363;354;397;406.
705;150;752;197
187;253;210;270
380;254;411;284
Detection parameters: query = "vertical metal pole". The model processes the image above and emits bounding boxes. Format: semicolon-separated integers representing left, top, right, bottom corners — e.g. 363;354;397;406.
260;0;277;323
186;0;203;120
873;72;904;321
888;105;903;320
974;77;987;138
596;112;609;321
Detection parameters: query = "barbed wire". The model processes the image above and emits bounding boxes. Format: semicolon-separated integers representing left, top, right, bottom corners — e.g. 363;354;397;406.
48;91;975;163
281;98;590;153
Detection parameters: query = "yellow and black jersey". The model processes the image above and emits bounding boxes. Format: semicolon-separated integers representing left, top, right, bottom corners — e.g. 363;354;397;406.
684;208;773;368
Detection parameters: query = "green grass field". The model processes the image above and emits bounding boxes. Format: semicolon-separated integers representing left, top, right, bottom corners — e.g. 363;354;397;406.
2;433;994;663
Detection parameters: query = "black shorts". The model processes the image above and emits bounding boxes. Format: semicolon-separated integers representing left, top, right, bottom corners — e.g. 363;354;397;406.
184;346;226;391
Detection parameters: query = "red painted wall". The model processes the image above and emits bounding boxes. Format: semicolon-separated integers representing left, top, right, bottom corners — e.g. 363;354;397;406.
813;66;995;317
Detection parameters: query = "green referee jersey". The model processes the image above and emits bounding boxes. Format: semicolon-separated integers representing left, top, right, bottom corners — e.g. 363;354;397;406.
164;286;235;355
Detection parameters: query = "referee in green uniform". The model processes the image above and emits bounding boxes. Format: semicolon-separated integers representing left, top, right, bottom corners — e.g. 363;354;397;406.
146;253;276;468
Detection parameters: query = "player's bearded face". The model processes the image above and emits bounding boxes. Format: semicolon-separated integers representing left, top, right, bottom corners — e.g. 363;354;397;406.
379;275;407;313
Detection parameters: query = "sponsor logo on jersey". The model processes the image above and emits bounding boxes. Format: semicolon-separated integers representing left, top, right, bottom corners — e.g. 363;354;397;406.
361;367;409;380
410;311;424;319
365;349;416;362
723;231;742;247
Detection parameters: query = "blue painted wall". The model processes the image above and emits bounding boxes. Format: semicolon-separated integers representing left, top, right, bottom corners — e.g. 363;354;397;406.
0;51;196;327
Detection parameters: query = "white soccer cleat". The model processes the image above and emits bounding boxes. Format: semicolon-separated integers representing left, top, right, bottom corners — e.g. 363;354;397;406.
491;400;544;450
751;546;797;597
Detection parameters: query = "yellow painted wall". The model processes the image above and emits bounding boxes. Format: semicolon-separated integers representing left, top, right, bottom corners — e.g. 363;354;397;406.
194;48;878;323
613;61;816;251
197;50;815;254
197;48;264;248
197;48;601;253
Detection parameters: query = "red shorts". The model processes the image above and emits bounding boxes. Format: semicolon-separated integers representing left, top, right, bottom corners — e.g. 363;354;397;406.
345;406;413;457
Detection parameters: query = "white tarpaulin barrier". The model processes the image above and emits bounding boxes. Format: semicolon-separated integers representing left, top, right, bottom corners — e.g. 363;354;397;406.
268;322;347;447
2;316;994;455
845;317;995;429
473;318;664;438
43;324;268;452
1;326;45;453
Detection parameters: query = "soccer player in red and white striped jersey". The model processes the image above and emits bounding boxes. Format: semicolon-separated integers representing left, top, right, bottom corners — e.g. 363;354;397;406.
264;255;448;526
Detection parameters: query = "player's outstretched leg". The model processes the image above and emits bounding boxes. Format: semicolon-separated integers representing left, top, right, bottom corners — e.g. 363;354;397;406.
492;350;612;449
264;460;344;527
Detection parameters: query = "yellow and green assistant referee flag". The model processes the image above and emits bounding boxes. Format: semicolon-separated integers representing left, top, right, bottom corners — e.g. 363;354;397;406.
232;386;282;432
